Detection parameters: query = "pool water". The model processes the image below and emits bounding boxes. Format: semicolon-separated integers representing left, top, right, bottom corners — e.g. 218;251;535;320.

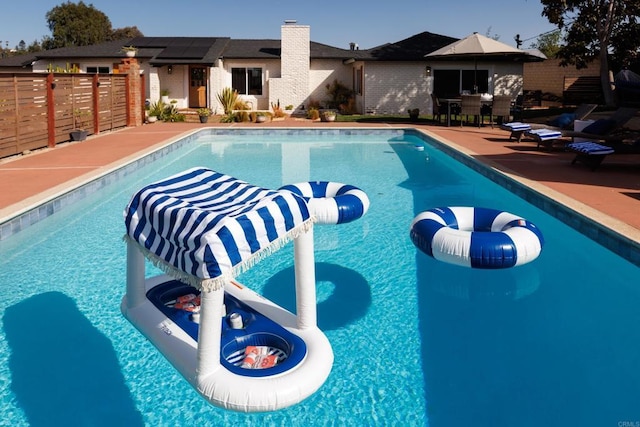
1;129;639;426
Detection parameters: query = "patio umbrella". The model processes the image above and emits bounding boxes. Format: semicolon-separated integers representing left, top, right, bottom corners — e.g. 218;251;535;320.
425;32;545;92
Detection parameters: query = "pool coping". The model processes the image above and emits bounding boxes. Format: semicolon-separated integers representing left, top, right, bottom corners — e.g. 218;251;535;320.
1;126;638;267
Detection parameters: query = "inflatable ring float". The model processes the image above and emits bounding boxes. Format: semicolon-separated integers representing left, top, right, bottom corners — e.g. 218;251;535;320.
279;181;370;225
410;206;544;269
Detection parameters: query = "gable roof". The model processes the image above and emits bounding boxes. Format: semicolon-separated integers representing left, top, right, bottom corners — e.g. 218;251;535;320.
360;32;459;61
0;32;459;68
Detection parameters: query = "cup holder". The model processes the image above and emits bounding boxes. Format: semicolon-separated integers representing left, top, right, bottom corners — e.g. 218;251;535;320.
222;332;290;368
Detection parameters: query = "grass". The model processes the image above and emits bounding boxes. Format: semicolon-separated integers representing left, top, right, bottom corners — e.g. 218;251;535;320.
333;106;615;125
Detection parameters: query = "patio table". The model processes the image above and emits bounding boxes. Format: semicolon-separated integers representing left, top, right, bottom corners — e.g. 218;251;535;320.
440;97;493;126
440;98;461;127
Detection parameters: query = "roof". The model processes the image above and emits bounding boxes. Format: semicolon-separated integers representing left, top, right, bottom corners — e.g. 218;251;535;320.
360;32;459;61
0;31;460;68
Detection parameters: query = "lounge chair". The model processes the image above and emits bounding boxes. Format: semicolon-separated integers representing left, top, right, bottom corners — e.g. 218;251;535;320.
500;103;598;142
523;107;637;150
566;138;640;171
560;107;638;141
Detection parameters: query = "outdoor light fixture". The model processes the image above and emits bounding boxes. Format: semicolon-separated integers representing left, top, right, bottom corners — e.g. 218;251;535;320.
425;66;432;76
168;65;173;75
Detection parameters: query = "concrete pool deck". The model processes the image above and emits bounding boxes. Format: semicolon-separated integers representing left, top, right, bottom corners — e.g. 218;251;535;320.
1;117;639;254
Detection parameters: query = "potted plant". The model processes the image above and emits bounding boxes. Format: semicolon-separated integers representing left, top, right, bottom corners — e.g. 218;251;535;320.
197;108;212;123
121;46;138;58
148;100;166;122
160;89;170;104
255;112;268;123
70;108;90;141
408;108;420;121
321;110;337;122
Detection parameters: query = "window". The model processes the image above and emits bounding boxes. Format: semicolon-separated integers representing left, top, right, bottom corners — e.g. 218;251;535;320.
353;66;363;95
86;66;110;74
433;70;460;98
231;67;263;95
433;69;489;96
462;70;489;94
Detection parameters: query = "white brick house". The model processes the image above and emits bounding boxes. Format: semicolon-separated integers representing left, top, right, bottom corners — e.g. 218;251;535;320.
0;21;537;116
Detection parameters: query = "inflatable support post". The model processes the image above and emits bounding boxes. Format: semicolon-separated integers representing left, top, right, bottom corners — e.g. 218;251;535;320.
125;240;146;309
294;228;316;330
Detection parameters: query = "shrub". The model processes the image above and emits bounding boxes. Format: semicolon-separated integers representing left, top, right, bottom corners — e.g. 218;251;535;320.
325;79;354;111
217;88;239;114
307;107;320;120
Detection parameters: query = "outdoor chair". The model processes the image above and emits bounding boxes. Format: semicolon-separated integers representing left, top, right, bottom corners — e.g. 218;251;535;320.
460;94;482;127
431;93;443;124
500;103;598;142
524;107;637;150
566;138;640;171
527;103;599;131
560;107;638;141
490;95;513;127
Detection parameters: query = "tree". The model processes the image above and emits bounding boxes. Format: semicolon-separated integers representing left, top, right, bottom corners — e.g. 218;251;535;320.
529;30;562;59
540;0;640;106
27;40;44;53
45;1;113;49
111;26;144;40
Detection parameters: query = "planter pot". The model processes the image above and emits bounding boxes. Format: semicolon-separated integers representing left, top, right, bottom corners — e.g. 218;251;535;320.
125;50;136;58
161;96;170;104
256;115;267;123
147;116;158;123
199;116;209;123
323;115;336;122
70;130;88;141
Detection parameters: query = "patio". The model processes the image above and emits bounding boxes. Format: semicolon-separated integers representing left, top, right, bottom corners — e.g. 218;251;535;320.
0;117;638;254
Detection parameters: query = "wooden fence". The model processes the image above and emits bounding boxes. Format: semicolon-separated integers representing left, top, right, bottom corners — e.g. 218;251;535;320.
0;73;131;159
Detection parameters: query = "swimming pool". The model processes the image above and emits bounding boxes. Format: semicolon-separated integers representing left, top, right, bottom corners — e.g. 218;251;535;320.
1;128;639;426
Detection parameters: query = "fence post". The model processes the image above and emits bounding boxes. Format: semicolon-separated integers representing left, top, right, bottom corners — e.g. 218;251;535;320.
92;74;100;134
118;58;143;127
47;73;56;148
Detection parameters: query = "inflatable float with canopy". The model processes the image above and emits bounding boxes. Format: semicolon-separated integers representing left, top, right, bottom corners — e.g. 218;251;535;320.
121;167;368;412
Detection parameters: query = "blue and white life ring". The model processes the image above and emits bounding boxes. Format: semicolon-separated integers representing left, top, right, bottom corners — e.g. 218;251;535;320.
410;207;544;269
279;181;370;225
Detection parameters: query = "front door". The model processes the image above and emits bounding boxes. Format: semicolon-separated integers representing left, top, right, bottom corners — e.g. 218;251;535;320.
189;66;207;108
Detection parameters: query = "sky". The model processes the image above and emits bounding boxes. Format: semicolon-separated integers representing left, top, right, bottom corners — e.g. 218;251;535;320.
0;1;558;51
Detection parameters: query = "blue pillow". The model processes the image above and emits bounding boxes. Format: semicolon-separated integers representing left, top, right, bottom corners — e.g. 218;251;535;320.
549;113;576;129
582;119;617;135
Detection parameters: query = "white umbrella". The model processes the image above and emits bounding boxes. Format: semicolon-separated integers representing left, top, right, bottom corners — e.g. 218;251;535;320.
426;32;544;92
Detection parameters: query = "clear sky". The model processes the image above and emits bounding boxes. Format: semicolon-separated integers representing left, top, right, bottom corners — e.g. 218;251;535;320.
0;1;558;51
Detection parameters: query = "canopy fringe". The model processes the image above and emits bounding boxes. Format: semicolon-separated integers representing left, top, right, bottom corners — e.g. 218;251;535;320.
123;217;315;292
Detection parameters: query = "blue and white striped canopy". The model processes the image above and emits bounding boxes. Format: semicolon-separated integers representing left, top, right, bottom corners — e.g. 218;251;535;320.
124;168;313;291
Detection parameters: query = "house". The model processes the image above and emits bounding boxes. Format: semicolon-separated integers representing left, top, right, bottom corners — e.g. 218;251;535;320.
0;21;537;116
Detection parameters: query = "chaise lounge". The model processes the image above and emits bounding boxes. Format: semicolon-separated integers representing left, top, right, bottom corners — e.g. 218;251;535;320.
566;138;640;171
500;103;598;142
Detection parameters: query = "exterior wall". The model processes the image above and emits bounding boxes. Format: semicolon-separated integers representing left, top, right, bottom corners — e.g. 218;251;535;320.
158;65;188;108
362;61;524;115
363;62;430;115
492;62;525;98
212;59;280;111
524;58;601;96
308;59;352;108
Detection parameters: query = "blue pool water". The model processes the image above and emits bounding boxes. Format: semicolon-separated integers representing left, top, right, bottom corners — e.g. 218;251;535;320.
1;129;639;426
